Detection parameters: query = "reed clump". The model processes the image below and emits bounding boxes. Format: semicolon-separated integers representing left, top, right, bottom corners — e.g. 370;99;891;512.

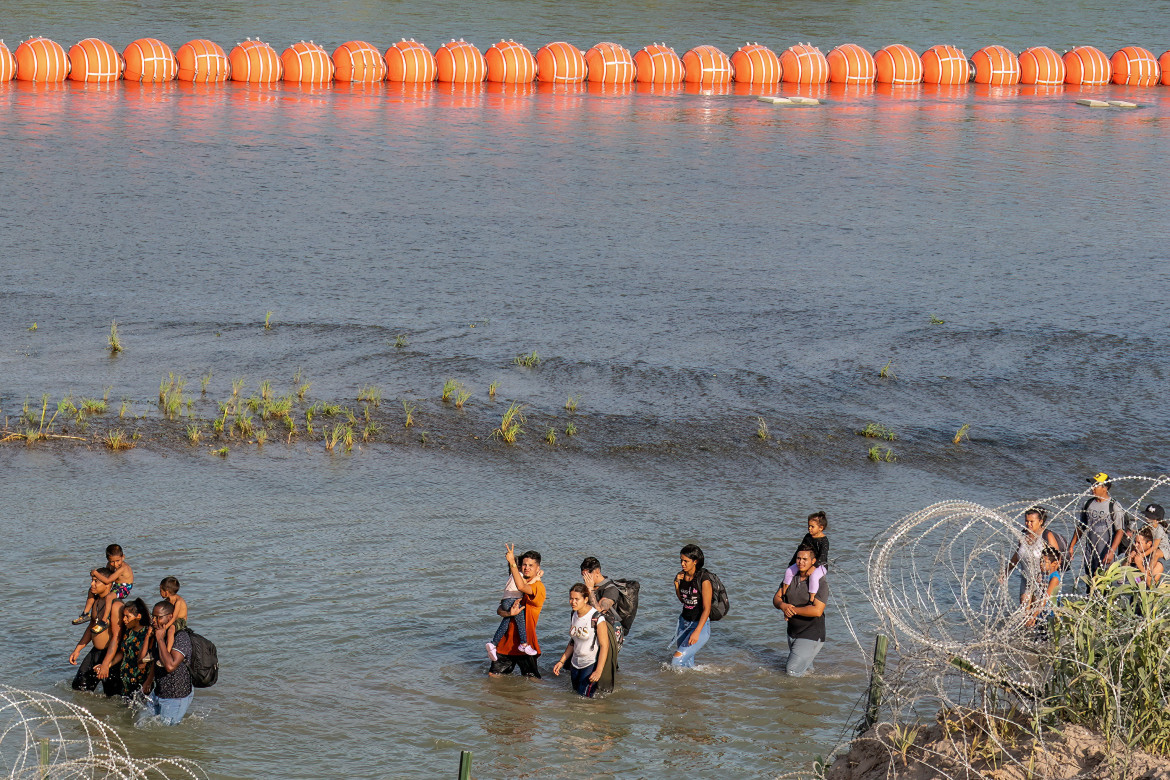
565;421;577;436
756;416;769;440
565;395;580;413
868;445;897;462
212;446;228;457
158;374;188;420
879;359;896;380
264;311;273;330
544;427;556;445
488;382;498;398
103;429;134;451
357;385;382;407
108;321;122;354
402;400;417;428
441;379;458;403
492;403;524;444
394;334;408;349
186;424;202;445
454;384;471;409
859;423;896;441
953;424;970;444
200;372;212;395
514;351;541;368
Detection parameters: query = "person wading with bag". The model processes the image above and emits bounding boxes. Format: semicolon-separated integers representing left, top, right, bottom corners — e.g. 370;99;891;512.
671;544;713;668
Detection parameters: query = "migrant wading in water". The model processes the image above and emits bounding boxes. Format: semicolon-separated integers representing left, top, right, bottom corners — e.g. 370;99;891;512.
70;569;126;697
107;598;152;699
580;556;632;649
1069;473;1129;591
671;544;712;668
487;546;546;678
1002;506;1066;604
775;544;829;677
552;583;615;697
137;600;194;726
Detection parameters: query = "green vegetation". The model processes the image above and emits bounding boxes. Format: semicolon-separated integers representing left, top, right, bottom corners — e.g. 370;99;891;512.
488;382;498;398
756;416;769;440
108;321;122;354
859;423;897;441
212;446;228;457
358;385;382;407
186;424;202;445
492;403;524;444
565;395;580;413
394;334;408;349
454;384;471;409
158;374;188;420
545;427;556;445
441;379;458;403
200;371;212;395
868;445;896;462
402;399;417;428
565;421;577;436
103;429;134;450
264;311;273;330
953;423;970;444
930;315;946;325
514;351;541;368
879;359;896;379
27;323;36;331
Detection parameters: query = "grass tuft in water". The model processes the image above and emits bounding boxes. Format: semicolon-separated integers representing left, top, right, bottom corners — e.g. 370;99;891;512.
545;427;556;445
454;384;471;409
158;374;188;420
492;403;525;444
118;401;129;419
107;321;122;354
859;423;896;441
358;385;382;407
756;416;769;440
953;423;970;444
321;402;341;417
565;421;577;436
441;379;457;403
514;351;541;368
867;445;897;462
200;371;212;395
264;311;273;330
362;422;380;442
565;394;580;413
394;334;408;349
402;399;417;428
256;428;268;446
186;424;202;445
488;382;498;398
879;359;896;380
259;380;272;401
103;429;134;450
212;446;228;457
930;315;946;325
28;323;37;331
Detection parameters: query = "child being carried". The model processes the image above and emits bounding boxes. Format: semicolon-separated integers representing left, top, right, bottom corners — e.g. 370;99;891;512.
72;544;134;634
486;563;543;661
781;511;830;599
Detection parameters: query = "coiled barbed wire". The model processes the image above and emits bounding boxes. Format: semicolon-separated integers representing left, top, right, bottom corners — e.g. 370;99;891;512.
0;686;206;779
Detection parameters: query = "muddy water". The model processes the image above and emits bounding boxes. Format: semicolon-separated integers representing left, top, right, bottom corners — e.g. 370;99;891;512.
2;0;1170;777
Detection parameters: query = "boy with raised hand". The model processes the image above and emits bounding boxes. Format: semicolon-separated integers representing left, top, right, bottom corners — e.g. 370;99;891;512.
73;544;134;633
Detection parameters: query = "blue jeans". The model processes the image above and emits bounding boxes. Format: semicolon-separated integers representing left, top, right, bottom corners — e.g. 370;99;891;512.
671;616;710;668
786;636;824;677
570;662;598;697
137;690;194;726
492;599;527;646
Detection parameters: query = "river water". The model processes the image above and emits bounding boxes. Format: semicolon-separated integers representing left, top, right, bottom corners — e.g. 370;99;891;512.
1;0;1168;777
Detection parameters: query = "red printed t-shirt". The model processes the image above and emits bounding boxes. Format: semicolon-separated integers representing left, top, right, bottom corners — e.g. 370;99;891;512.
496;581;546;656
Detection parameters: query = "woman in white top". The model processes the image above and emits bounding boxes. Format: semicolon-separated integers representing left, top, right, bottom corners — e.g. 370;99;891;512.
552;584;610;697
1004;507;1064;603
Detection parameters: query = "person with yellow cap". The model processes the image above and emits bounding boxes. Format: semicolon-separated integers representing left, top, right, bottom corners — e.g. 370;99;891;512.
1068;473;1129;591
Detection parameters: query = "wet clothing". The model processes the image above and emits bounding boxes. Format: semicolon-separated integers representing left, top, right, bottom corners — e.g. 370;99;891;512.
496;581;545;657
570;662;598;696
491;598;528;646
569;609;604;669
113;583;133;600
788;534;830;568
118;625;149;694
153;629;193;700
488;654;541;678
72;646;123;697
671;616;710;667
783;572;829;643
678;572;712;622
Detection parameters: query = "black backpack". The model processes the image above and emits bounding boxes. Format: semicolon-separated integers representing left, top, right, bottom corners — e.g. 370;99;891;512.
703;571;730;621
602;578;640;635
183;628;219;688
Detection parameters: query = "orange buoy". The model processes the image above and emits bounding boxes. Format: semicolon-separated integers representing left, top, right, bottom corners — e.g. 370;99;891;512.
921;44;970;84
384;40;436;83
333;40;385;83
281;41;332;84
15;37;70;82
1063;46;1110;85
634;43;684;84
535;41;586;83
68;38;122;83
1162;51;1170;86
827;43;874;84
0;41;15;81
1018;46;1064;85
972;45;1019;85
874;44;922;84
730;43;780;83
585;42;635;84
123;38;176;83
1110;46;1159;86
681;45;732;85
229;39;282;83
177;39;229;83
485;40;536;83
780;43;829;84
435;40;485;83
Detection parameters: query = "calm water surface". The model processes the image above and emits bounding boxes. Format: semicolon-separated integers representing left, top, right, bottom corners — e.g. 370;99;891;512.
1;0;1169;777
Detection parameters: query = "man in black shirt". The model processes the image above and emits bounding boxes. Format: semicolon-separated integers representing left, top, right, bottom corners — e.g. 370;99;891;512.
138;601;194;726
774;543;828;677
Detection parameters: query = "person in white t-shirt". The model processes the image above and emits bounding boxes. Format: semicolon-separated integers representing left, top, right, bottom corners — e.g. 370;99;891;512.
552;584;611;697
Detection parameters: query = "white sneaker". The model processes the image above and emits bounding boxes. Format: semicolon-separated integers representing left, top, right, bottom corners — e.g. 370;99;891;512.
486;642;498;661
518;643;538;656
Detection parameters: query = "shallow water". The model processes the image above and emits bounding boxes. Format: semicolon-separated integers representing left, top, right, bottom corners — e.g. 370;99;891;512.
1;0;1169;777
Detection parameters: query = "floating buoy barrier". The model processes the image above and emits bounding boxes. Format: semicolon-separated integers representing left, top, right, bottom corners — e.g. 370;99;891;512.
535;41;585;83
828;43;875;84
730;43;780;84
0;35;1167;99
585;41;635;84
682;45;732;85
68;38;122;83
1018;46;1063;85
384;39;435;83
435;39;485;83
1110;46;1159;86
972;45;1018;85
280;41;332;84
634;43;684;84
0;40;15;81
15;37;69;82
485;40;536;83
123;38;176;83
333;40;385;83
780;43;829;84
230;39;281;83
922;44;970;84
874;44;922;84
178;39;229;83
1063;46;1110;85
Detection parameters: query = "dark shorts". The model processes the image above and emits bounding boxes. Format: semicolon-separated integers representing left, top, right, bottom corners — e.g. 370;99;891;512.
72;647;124;697
488;654;541;678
